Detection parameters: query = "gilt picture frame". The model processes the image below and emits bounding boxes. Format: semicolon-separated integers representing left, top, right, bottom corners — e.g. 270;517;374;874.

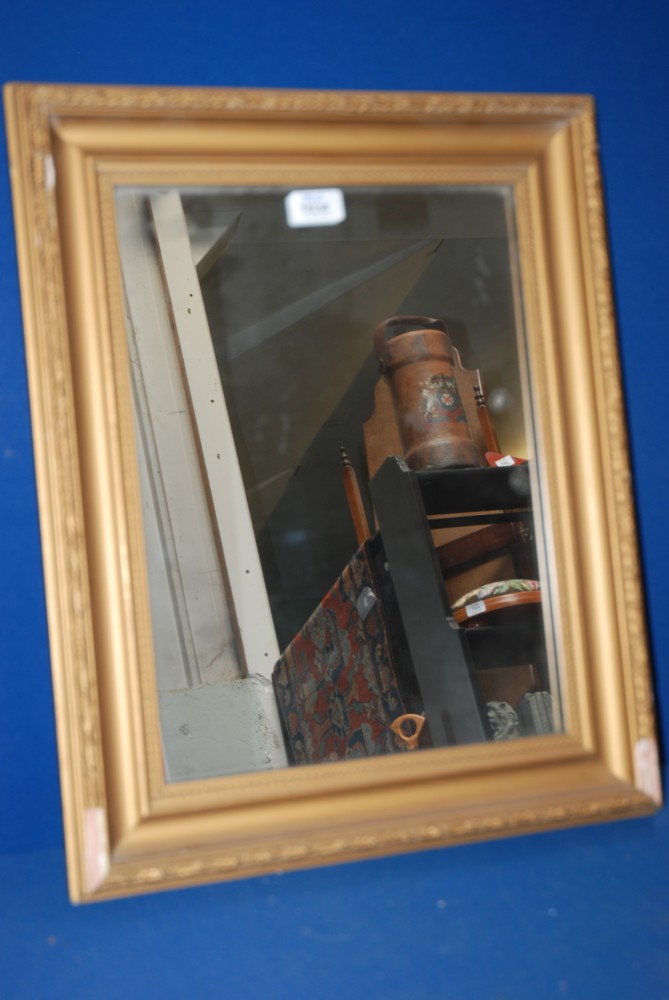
4;83;660;902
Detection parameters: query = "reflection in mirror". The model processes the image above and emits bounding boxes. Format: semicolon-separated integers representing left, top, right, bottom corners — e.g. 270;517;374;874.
115;184;560;782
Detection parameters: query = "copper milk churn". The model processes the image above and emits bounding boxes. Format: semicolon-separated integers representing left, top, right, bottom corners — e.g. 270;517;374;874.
374;315;482;470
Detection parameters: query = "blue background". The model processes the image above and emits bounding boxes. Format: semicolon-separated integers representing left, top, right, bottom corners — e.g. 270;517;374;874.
1;2;668;997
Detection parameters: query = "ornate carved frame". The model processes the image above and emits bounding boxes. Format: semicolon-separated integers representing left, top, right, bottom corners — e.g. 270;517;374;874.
4;83;660;901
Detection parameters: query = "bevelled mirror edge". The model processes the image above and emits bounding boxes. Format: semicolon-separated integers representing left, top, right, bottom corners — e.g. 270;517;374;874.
3;83;661;902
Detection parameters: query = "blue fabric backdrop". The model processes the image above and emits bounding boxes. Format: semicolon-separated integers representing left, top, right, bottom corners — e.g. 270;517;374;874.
1;2;668;996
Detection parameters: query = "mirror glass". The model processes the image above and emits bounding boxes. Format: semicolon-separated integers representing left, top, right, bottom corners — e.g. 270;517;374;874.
115;184;561;781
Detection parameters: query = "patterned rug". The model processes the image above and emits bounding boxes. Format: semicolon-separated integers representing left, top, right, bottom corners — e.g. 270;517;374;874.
272;541;411;764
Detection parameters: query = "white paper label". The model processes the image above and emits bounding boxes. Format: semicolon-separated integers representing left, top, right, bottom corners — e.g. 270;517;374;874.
285;188;346;228
465;600;486;618
634;738;662;804
357;586;377;621
495;454;516;467
84;806;110;894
